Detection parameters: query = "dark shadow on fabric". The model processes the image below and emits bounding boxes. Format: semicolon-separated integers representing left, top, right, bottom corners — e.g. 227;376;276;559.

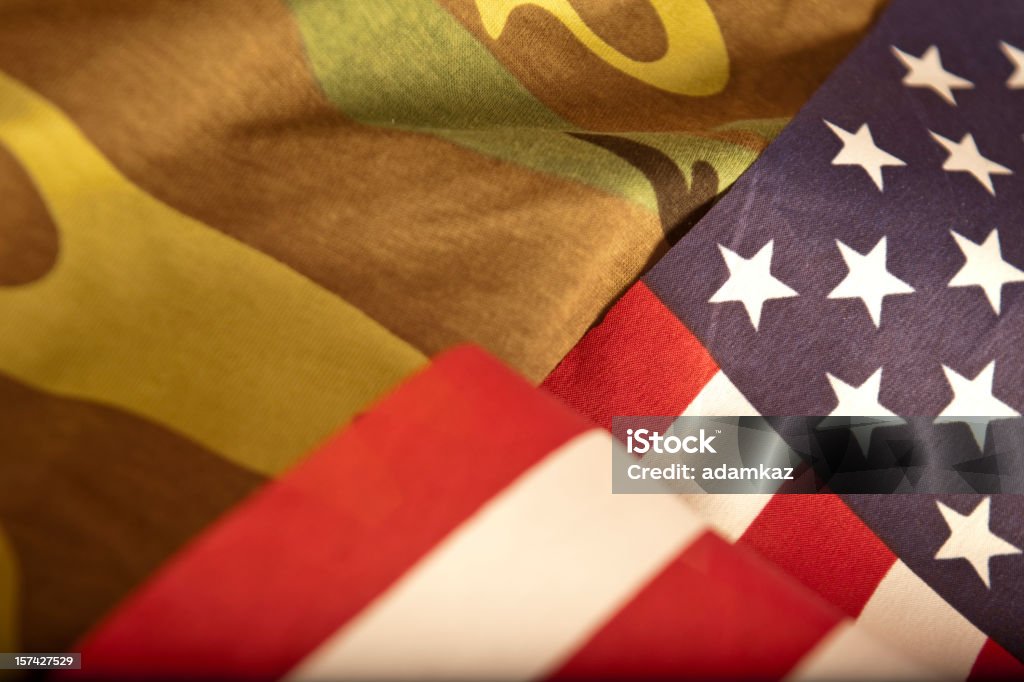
570;132;723;327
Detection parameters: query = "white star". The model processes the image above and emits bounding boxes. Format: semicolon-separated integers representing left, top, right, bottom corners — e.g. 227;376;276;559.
826;368;895;417
948;229;1024;314
822;369;900;452
828;237;914;327
892;45;974;105
930;132;1012;195
936;361;1019;449
824;120;905;191
708;241;797;331
1001;41;1024;89
935;497;1021;588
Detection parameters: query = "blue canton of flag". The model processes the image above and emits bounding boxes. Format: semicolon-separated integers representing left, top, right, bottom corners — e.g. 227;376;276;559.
641;0;1024;662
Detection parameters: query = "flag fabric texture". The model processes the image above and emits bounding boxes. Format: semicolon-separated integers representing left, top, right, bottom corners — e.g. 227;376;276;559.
545;0;1024;676
2;0;1024;679
67;346;929;681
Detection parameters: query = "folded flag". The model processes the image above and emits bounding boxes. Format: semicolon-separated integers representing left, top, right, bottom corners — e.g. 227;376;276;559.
69;346;926;681
545;0;1024;675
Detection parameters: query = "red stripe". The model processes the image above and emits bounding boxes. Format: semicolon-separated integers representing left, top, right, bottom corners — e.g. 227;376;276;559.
969;638;1024;681
68;345;590;680
542;282;719;430
542;282;904;637
551;531;843;680
739;494;897;617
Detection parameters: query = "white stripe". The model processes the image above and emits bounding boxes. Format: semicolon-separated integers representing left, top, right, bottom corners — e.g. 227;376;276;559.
681;369;760;417
679;370;769;539
787;620;933;681
288;429;708;681
857;560;986;679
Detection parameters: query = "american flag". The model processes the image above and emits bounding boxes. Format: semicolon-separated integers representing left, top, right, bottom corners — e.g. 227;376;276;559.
546;0;1024;677
65;0;1024;679
70;347;932;680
